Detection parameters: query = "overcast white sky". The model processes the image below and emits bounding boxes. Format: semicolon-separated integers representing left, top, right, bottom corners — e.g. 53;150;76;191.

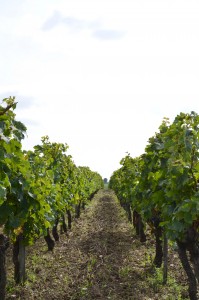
1;0;199;179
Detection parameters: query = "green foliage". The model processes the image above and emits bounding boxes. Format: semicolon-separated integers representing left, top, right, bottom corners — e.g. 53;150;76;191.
109;153;140;208
0;97;33;241
110;112;199;242
0;97;103;245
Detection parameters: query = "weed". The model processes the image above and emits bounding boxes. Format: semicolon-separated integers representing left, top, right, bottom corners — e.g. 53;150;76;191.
119;265;131;278
146;266;188;299
6;279;16;293
27;272;37;283
141;249;154;269
87;255;97;272
79;280;92;296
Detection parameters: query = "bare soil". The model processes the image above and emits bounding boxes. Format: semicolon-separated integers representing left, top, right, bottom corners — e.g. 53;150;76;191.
6;190;189;299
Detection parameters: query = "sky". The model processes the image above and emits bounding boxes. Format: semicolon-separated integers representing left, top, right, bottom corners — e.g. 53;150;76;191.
1;0;199;179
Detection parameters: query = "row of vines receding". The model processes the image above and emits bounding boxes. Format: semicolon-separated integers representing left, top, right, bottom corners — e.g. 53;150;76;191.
109;111;199;300
0;97;104;300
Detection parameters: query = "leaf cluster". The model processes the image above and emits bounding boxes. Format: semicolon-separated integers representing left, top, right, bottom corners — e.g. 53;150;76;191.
0;97;103;244
110;112;199;241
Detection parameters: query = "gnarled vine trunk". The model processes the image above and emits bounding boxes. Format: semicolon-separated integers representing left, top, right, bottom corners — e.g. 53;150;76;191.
133;210;140;235
177;240;198;300
60;214;67;234
67;209;72;230
153;222;163;268
133;210;146;242
52;218;60;241
44;228;55;251
0;234;9;300
13;233;26;284
82;201;86;210
139;216;146;243
186;227;199;283
124;203;132;223
163;232;168;284
75;202;81;219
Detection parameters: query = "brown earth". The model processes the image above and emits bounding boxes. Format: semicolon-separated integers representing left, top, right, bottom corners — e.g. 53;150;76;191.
6;190;189;300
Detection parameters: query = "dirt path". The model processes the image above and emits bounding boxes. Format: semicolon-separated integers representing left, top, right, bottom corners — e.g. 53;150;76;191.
6;190;188;300
67;189;146;300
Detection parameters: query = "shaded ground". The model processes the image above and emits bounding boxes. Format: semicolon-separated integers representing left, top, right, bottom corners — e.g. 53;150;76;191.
6;190;189;299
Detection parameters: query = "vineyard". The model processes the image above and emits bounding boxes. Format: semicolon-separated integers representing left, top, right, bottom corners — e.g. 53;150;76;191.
109;112;199;300
3;189;189;300
1;97;199;299
0;97;103;299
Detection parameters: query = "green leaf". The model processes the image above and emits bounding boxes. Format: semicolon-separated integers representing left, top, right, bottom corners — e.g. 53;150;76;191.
0;185;6;204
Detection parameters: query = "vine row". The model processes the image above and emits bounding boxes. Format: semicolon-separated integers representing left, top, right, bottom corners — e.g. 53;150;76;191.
0;97;103;299
110;112;199;300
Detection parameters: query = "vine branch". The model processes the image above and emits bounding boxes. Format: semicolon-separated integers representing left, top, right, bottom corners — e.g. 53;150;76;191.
0;103;15;116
